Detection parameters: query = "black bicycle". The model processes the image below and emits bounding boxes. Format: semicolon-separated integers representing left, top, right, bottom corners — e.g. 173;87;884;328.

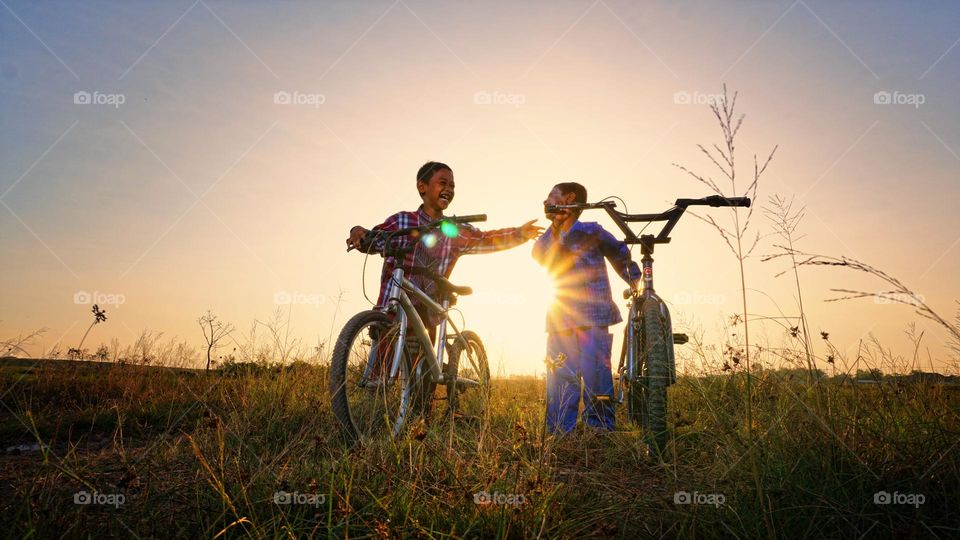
546;195;750;456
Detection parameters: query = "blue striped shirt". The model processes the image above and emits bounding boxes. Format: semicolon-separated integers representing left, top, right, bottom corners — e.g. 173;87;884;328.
533;221;641;332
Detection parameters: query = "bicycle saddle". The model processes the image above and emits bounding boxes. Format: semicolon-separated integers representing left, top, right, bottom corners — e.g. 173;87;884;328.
432;274;473;297
408;267;473;297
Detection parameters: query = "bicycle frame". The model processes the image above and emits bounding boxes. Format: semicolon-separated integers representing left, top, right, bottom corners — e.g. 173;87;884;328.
362;267;474;389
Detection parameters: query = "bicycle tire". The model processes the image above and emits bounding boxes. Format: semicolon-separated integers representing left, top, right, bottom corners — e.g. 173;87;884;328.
445;331;490;419
329;310;412;446
639;300;671;456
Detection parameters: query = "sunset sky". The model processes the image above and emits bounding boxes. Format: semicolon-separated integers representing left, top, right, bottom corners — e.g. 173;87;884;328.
2;1;958;374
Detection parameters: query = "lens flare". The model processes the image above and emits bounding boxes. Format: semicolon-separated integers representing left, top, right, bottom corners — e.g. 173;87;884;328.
440;221;459;238
538;242;593;327
422;233;438;248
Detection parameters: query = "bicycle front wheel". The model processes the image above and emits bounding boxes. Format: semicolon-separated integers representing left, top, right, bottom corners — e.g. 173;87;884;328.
639;300;671;457
329;310;412;446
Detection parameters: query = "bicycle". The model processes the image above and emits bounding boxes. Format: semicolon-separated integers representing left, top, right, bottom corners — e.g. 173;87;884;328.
329;215;491;446
545;195;750;457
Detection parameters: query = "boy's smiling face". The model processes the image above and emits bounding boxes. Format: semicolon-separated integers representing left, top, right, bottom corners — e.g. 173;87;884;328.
418;168;455;215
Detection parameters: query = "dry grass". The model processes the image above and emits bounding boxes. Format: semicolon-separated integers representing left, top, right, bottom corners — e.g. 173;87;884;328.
0;345;957;538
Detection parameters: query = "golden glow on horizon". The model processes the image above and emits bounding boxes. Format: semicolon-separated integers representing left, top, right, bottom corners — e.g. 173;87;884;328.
1;3;957;375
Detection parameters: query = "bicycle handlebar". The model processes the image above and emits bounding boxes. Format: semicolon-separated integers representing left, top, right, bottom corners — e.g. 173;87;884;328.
544;201;618;213
546;195;751;248
351;214;489;255
675;195;751;208
389;214;487;236
449;214;488;224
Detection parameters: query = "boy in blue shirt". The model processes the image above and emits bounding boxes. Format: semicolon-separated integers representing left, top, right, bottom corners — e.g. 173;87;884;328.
533;182;641;433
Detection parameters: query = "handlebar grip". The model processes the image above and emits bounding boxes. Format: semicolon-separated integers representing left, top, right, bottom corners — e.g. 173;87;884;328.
696;195;750;208
717;197;751;208
450;214;487;223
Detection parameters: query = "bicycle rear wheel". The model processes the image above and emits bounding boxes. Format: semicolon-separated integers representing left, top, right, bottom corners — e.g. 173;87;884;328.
445;331;490;420
638;300;671;457
329;310;412;445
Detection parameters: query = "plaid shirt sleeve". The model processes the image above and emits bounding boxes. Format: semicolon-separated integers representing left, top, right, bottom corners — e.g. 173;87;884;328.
358;212;404;254
453;223;525;255
598;226;641;284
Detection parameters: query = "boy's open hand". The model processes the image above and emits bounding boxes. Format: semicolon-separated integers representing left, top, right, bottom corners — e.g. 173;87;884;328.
346;226;368;251
519;219;544;241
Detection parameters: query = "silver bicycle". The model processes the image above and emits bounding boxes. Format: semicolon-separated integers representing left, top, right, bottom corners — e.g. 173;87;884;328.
329;215;491;445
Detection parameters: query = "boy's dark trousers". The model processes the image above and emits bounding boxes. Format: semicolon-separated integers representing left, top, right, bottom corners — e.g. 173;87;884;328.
545;326;615;433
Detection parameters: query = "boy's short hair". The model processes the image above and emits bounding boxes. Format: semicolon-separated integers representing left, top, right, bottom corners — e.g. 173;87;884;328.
416;161;452;195
554;182;587;217
554;182;587;203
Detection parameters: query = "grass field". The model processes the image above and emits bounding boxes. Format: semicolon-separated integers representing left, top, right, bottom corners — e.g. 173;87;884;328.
1;353;957;539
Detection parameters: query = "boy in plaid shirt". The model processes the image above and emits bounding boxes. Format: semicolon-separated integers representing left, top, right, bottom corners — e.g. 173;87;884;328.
533;182;640;433
346;161;542;338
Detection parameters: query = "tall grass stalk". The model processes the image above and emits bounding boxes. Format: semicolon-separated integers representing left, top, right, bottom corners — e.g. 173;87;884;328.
674;85;778;538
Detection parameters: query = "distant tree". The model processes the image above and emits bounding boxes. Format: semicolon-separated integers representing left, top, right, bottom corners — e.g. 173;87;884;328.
199;311;234;371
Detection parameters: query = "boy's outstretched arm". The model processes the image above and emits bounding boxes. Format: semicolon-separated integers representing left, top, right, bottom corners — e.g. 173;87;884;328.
598;227;641;287
456;219;543;255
